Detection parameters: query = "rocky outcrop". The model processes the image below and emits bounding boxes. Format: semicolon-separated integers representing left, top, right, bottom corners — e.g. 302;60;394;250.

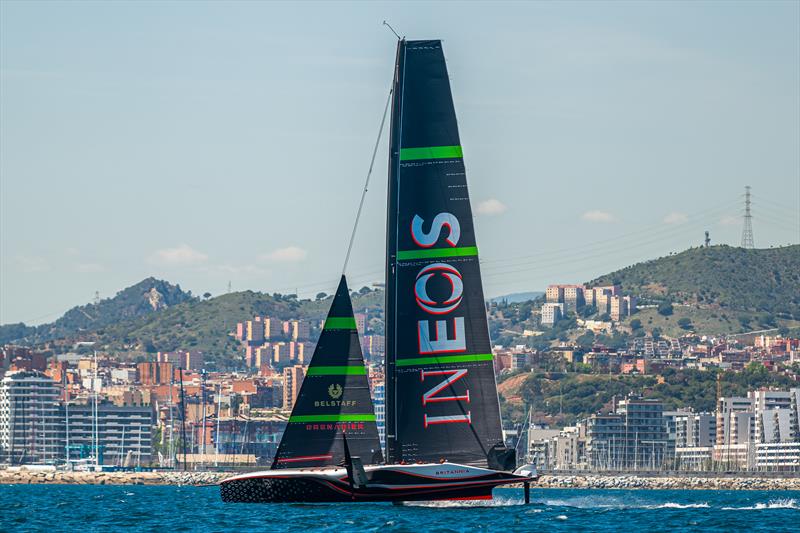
2;470;799;490
0;469;232;486
534;474;800;490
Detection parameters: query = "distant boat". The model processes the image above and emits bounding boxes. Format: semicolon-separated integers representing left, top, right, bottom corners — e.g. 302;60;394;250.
220;38;536;504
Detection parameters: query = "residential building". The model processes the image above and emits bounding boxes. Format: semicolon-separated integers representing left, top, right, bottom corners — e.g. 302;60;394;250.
750;389;794;443
370;377;386;453
65;402;154;466
282;365;306;411
264;318;284;340
0;371;63;464
586;397;668;470
288;320;310;341
545;285;565;303
157;350;204;371
541;303;564;326
354;313;367;335
610;296;628;321
137;362;176;386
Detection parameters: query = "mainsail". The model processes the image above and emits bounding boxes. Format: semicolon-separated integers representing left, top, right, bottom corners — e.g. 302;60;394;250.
272;276;383;469
385;40;506;467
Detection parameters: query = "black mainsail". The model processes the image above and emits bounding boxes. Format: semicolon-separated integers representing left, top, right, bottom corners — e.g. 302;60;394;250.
272;276;383;468
385;40;506;468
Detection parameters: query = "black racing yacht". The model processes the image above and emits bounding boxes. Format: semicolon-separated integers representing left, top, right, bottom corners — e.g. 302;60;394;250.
220;38;537;504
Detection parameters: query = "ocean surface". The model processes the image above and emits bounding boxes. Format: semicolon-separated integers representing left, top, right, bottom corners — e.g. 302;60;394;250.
0;485;798;532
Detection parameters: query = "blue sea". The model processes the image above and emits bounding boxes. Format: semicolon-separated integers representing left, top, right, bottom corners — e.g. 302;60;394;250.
0;485;798;532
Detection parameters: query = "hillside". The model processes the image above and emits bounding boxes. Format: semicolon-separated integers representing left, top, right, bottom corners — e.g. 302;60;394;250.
0;278;194;345
499;364;799;426
590;245;800;319
95;287;383;367
3;245;797;366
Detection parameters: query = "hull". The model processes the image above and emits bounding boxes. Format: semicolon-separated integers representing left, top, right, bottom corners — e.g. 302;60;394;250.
220;462;532;503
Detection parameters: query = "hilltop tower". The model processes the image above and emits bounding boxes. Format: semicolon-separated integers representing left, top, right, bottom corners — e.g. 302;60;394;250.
740;186;755;249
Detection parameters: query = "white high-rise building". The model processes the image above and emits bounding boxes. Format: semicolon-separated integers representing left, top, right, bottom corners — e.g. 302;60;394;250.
0;371;63;464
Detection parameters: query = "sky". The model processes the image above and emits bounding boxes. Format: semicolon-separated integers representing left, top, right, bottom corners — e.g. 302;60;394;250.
1;1;798;325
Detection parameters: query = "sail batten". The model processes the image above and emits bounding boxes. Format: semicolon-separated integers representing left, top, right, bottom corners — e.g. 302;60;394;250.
385;39;506;468
272;275;383;469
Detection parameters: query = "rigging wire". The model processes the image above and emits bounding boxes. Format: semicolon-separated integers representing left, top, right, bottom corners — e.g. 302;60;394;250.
341;86;393;276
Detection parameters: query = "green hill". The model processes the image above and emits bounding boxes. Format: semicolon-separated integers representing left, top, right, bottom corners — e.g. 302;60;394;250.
590;245;800;331
0;278;195;345
94;285;383;368
590;245;799;316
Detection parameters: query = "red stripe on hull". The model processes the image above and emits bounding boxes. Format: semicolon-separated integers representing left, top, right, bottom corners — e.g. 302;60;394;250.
276;454;333;463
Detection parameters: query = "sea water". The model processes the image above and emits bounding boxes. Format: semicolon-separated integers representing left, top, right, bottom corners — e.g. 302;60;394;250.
0;485;797;532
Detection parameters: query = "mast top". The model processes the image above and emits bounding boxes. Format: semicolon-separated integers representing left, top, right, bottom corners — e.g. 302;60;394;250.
382;20;402;40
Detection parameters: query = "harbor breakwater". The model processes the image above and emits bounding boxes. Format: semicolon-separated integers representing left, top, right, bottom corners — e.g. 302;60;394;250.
2;469;800;490
0;469;226;486
535;474;800;491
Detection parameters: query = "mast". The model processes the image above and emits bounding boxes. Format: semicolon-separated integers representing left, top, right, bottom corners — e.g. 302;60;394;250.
179;369;188;471
93;350;99;470
201;369;207;466
215;382;222;466
384;40;509;468
384;38;405;465
63;367;70;468
168;375;174;468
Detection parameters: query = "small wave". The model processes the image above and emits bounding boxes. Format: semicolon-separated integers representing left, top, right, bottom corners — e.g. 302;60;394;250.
536;498;709;510
403;497;521;508
648;502;710;509
722;499;799;511
555;515;568;520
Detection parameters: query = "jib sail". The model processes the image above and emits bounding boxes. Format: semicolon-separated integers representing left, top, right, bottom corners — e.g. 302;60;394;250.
385;40;507;468
272;276;383;468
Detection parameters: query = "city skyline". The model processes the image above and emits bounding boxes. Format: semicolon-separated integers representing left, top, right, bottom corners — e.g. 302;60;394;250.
2;1;799;325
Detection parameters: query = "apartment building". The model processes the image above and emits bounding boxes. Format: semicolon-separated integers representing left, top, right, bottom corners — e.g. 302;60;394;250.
541;303;565;326
65;402;154;466
0;371;63;464
282;365;306;411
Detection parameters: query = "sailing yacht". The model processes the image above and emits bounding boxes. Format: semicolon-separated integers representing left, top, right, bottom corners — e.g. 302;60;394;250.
220;39;536;503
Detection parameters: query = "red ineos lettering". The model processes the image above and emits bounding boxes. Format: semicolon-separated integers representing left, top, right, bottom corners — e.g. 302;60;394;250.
421;369;470;405
411;212;472;428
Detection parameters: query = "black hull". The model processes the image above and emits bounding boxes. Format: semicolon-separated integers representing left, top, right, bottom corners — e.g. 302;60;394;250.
220;476;506;503
220;463;533;503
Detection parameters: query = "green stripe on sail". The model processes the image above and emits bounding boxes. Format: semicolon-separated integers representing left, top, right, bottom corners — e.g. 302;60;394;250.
323;317;357;330
396;246;478;261
400;145;463;161
289;414;376;423
396;353;494;367
306;366;367;376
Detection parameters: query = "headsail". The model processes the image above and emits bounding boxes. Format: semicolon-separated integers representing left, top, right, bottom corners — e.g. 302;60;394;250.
272;276;383;469
385;40;507;468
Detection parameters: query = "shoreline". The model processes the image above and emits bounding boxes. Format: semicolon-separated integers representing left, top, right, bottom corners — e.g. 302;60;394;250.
534;474;800;491
1;470;799;490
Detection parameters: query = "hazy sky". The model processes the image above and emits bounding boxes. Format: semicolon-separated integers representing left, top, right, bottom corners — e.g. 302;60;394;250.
1;1;798;325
